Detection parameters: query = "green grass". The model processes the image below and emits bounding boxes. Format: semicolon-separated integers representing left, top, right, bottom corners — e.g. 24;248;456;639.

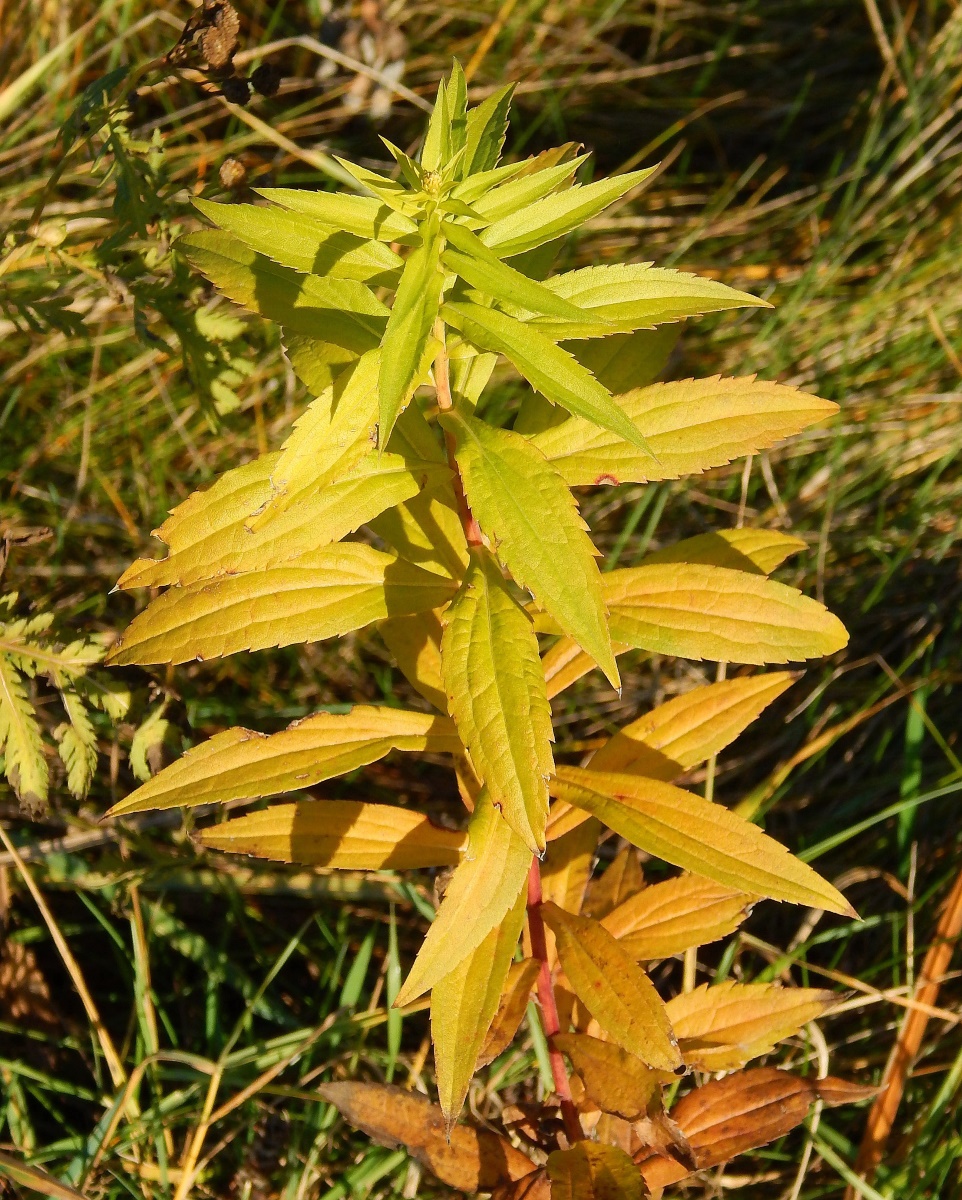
2;0;962;1196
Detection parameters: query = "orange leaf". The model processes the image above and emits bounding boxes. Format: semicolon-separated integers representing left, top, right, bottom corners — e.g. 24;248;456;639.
582;846;644;920
478;958;541;1068
602;875;752;960
317;1081;535;1191
547;1142;645;1200
554;1033;668;1120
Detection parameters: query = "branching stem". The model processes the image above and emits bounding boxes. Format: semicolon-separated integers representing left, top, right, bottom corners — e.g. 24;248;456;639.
527;857;583;1145
434;322;483;548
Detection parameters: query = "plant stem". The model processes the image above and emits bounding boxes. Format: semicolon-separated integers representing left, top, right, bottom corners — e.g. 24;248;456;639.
526;858;583;1145
433;323;483;548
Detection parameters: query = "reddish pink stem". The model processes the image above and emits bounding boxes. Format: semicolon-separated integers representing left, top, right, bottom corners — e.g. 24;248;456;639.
527;859;583;1144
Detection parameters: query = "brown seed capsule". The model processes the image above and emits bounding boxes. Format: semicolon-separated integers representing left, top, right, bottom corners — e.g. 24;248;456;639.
219;156;247;190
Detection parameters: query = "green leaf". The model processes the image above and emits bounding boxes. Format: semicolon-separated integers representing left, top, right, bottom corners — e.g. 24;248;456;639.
200;799;468;869
604;563;849;664
445;60;468;158
379;220;445;446
567;326;678;395
56;690;97;798
119;452;448;589
442;301;652;453
473;155;587;223
0;653;48;811
441;547;554;852
108;706;460;815
381;136;423;190
331;157;423;217
421;76;451;172
193;199;402;283
461;83;514;177
551;766;854;915
532;376;839;487
106;543;457;666
525;263;769;338
256;187;419;243
590;672;796;779
482;168;656;257
440;408;618;686
441;222;587;320
547;1142;645;1200
394;791;532;1005
540;902;680;1071
432;885;526;1126
178;230;385;354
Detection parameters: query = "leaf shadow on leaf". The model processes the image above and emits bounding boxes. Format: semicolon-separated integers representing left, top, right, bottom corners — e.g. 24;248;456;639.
286;802;462;869
642;533;770;575
249;257;385;351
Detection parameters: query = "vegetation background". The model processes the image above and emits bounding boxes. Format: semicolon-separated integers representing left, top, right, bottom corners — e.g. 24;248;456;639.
1;0;960;1196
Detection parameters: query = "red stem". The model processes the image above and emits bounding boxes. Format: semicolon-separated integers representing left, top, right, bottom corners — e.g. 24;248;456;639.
527;859;583;1144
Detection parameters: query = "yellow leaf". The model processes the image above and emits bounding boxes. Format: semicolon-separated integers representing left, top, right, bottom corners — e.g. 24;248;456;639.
581;846;644;920
602;875;752;959
542;818;600;915
199;799;467;869
119;454;448;589
666;981;834;1071
245;347;382;529
641;528;808;575
589;673;795;779
442;548;554;851
551;766;854;916
432;886;527;1126
539;902;680;1071
441;408;618;686
604;563;849;663
378;608;448;712
544;798;592;842
553;1033;665;1120
478;958;541;1067
395;792;532;1005
107;706;460;816
542;637;631;700
107;544;457;666
532;375;837;487
369;484;469;580
546;1142;645;1200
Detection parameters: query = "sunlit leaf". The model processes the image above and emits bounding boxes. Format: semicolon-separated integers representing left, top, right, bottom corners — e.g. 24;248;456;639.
473;156;587;223
107;543;457;666
666;981;834;1070
193;199;402;283
107;706;460;816
533;375;838;487
546;1141;645;1200
602;875;752;959
0;655;48;811
641;528;807;575
432;887;527;1125
442;547;553;851
478;958;541;1067
540;902;680;1071
0;1151;87;1200
589;673;795;779
603;563;848;664
553;1033;666;1120
395;792;532;1005
200;799;468;869
551;766;854;915
441;408;618;685
461;84;514;177
316;1082;536;1191
255;187;419;242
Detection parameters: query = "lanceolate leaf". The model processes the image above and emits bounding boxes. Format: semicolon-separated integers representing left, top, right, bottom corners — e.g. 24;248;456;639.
178;230;386;353
528;263;768;338
193;199;402;283
589;673;795;779
432;886;527;1126
461;83;514;177
666;981;834;1071
199;799;467;869
641;528;807;575
546;1138;645;1200
566;326;678;396
440;408;618;686
0;654;48;810
478;957;541;1066
316;1082;535;1192
602;875;753;960
539;903;680;1071
482;168;656;258
378;608;448;712
379;219;445;445
533;376;838;487
395;792;532;1005
551;766;854;915
107;544;457;666
603;563;849;664
442;548;554;852
553;1033;664;1120
255;187;419;243
473;156;587;224
107;706;460;815
443;301;652;453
